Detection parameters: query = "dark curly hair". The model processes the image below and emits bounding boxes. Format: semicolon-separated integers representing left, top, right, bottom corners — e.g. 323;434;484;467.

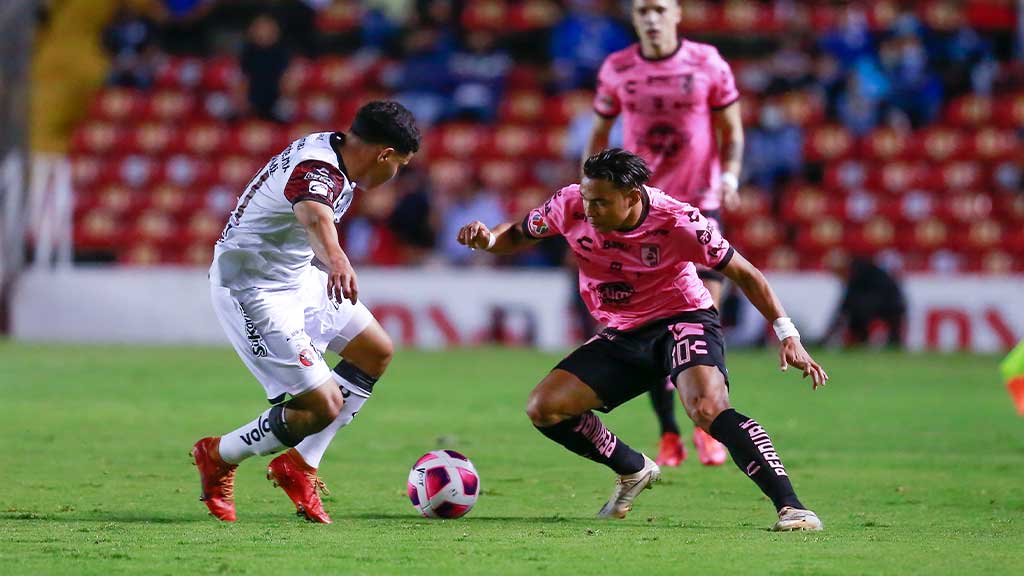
351;100;421;155
583;148;651;190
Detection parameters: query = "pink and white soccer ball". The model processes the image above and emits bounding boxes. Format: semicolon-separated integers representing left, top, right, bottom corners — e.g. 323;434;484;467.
407;450;480;519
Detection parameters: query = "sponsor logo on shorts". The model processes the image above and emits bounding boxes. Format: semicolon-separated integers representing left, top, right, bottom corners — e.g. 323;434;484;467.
597;281;635;305
299;349;316;367
239;307;268;357
641;244;660;267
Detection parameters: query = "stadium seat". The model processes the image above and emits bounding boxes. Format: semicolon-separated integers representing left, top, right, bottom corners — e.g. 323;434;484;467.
461;0;508;31
804;125;855;162
860;127;911;161
89;88;144;122
970;127;1016;161
499;91;544;124
946;94;994;126
70;122;123;156
918;126;966;162
508;0;561;31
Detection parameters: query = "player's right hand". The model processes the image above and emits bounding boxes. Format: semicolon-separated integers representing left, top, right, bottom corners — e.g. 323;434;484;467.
457;221;493;251
327;257;358;304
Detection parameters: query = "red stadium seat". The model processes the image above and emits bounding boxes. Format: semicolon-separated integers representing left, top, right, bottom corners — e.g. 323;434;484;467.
215;155;262;187
847;217;897;255
935;161;986;192
181;123;229;156
89;88;145;122
917;126;966;162
508;0;561;31
143;90;199;122
898;190;938;222
936;191;993;224
126;123;178;156
764;246;800;271
860;127;911;161
970;127;1016;161
434;124;487;159
720;2;770;32
316;0;361;34
678;1;719;33
995;92;1024;126
71;156;110;190
946;94;994;126
155;57;204;89
479;159;531;192
499;91;545;124
461;0;507;30
70;122;123;156
74;208;125;250
119;243;163;265
201;57;241;91
780;184;829;223
908;218;951;251
779;90;824;127
804;125;854;162
312;57;366;93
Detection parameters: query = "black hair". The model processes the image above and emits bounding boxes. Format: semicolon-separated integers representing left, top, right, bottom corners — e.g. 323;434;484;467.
582;148;651;190
350;100;421;155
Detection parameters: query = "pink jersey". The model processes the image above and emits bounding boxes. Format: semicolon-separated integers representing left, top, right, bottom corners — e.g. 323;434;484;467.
523;185;733;331
594;40;739;211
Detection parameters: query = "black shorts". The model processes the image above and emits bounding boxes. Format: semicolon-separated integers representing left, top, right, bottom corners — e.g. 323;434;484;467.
555;308;729;412
697;210;726;282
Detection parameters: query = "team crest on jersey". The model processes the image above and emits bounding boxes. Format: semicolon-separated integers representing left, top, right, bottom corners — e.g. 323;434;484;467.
697;228;712;245
299;349;316;367
528;211;549;236
641;244;660;267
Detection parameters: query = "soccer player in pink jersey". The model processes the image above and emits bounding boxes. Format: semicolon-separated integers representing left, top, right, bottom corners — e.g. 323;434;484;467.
458;150;826;530
583;0;746;468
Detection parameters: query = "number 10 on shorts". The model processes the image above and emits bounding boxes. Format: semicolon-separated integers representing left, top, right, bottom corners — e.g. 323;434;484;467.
670;322;708;369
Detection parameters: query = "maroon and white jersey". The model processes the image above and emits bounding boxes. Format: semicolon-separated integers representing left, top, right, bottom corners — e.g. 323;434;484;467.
211;132;356;290
594;41;739;211
522;184;733;331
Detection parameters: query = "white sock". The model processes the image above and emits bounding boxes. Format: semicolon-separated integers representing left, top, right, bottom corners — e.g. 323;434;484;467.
294;374;370;469
218;407;286;464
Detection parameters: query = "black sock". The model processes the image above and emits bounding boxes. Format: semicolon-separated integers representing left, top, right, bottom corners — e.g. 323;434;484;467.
535;412;646;475
709;408;804;511
649;383;680;436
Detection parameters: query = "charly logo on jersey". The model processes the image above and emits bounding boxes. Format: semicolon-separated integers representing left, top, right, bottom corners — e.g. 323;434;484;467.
528;211;549;236
641;244;660;267
697;228;712;245
597;281;635;305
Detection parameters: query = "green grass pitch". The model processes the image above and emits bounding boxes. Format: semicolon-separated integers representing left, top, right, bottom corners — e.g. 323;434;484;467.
1;342;1021;575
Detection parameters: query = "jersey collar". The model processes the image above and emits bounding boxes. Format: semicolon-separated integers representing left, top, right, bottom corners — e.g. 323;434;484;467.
637;38;685;62
329;132;350;178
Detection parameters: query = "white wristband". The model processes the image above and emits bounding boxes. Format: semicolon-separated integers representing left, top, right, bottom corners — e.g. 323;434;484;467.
484;232;497;250
773;317;800;341
720;172;739;191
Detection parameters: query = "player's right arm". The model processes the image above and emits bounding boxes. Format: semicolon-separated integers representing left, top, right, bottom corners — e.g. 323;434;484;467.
294;200;358;303
583;57;623;170
582;114;617;170
457;221;538;255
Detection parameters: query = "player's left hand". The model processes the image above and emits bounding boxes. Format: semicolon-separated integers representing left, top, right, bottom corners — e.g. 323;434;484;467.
779;337;829;390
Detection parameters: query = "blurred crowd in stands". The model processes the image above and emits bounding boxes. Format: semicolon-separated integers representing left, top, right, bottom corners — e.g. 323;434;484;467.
55;0;1022;272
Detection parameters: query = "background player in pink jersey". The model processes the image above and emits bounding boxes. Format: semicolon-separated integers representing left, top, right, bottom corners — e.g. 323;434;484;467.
457;149;826;531
583;0;746;468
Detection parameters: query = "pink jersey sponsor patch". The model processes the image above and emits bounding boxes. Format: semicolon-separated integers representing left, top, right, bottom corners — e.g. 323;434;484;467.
522;184;733;330
594;40;739;210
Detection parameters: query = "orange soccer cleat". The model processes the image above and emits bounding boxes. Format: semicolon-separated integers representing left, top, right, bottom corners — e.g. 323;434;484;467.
655;432;687;467
693;427;728;466
191;436;238;522
267;449;332;524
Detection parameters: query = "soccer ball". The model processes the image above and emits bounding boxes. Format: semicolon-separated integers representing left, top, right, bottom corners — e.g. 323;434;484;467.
407;450;480;519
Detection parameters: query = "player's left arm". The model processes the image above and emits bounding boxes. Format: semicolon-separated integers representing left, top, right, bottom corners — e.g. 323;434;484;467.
720;250;829;389
712;102;744;211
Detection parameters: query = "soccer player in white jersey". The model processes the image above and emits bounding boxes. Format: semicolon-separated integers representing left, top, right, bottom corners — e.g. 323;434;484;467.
584;0;746;468
191;101;420;523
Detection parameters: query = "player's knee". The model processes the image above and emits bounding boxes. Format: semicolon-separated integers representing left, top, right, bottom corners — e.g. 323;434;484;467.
369;336;394;377
319;384;345;424
685;395;728;429
525;392;561;427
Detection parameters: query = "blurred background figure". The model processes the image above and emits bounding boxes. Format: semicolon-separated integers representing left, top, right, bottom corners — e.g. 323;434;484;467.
820;254;907;349
237;13;290;121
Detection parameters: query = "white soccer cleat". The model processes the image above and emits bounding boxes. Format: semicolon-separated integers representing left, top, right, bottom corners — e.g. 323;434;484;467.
596;455;661;519
772;506;824;532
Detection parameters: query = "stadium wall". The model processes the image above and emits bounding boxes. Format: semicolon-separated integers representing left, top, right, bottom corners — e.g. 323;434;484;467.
11;269;1022;352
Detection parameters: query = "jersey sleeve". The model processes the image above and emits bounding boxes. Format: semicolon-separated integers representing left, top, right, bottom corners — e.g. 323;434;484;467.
521;187;573;240
707;48;740;110
674;206;735;270
283;160;346;208
593;57;622;118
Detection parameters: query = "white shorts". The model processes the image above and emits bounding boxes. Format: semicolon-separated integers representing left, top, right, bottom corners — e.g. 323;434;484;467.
211;266;374;402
